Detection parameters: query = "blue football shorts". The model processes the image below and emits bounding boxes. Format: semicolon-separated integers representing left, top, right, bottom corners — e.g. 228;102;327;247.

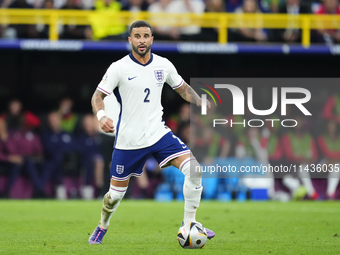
110;131;190;181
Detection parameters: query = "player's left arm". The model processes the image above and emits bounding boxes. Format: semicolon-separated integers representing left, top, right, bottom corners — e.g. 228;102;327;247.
174;82;211;108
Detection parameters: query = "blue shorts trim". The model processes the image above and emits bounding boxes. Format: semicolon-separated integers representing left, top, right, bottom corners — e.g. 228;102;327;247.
110;131;190;181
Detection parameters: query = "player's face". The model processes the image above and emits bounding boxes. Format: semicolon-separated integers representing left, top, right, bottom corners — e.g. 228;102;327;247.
129;27;153;57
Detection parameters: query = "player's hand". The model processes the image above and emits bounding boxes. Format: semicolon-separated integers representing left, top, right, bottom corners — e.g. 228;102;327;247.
100;116;115;133
198;99;211;109
206;99;211;109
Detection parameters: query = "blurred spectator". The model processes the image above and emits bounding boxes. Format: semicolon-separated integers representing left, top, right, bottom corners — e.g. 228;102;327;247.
53;0;67;8
177;0;205;41
97;130;115;195
198;0;225;41
25;0;46;8
122;0;149;11
0;119;23;198
40;111;76;199
230;0;268;42
131;157;163;199
236;126;275;198
228;108;254;140
149;0;205;40
261;0;280;12
166;103;190;135
322;92;340;123
178;120;191;144
1;0;11;7
61;0;82;11
269;0;311;42
76;114;104;199
282;115;319;199
315;0;340;44
122;0;150;31
148;0;180;40
36;0;60;39
148;0;205;41
60;0;89;40
190;123;230;163
226;0;272;12
1;99;40;131
317;120;340;199
57;97;79;133
236;127;268;164
87;0;127;40
265;122;290;200
266;126;283;165
7;117;45;198
8;0;43;39
226;0;242;12
81;0;94;9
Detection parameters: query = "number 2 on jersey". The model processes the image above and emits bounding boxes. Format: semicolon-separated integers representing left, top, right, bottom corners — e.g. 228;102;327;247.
144;88;150;103
173;135;187;149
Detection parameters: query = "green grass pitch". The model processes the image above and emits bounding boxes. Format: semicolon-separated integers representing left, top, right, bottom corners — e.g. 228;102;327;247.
0;200;339;254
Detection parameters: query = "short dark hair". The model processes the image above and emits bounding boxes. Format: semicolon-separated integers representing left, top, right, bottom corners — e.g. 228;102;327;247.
129;20;152;35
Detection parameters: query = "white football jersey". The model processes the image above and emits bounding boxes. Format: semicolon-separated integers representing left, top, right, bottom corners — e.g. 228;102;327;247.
97;53;184;150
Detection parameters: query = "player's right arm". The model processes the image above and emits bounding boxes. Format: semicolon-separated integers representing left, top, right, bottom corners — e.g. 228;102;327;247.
91;89;115;133
165;59;211;109
175;82;211;109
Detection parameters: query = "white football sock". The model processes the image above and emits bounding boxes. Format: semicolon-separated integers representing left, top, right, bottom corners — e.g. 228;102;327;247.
327;171;340;197
99;185;127;229
180;157;203;225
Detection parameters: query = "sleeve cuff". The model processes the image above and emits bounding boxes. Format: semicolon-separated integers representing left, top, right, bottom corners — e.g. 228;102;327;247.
97;87;111;95
172;79;184;90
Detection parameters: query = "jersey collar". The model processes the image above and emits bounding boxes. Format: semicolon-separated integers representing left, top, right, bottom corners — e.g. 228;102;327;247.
129;52;153;67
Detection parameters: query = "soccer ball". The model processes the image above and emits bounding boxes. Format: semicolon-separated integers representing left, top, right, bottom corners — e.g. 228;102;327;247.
177;222;207;249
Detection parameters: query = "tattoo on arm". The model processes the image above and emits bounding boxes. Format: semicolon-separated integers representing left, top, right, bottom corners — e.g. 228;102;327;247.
91;89;107;114
174;82;201;106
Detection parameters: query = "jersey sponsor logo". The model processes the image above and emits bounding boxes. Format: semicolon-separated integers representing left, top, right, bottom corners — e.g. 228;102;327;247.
128;76;137;81
116;165;124;174
154;70;164;82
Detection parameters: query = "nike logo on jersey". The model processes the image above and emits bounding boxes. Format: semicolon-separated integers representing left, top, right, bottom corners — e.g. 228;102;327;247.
128;76;137;80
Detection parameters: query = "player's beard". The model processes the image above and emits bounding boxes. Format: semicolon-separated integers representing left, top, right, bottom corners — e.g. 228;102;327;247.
132;43;151;57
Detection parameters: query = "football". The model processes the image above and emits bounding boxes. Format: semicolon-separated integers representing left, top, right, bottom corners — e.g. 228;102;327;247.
177;222;208;249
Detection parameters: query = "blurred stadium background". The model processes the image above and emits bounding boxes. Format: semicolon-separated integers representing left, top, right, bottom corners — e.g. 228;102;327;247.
1;0;340;201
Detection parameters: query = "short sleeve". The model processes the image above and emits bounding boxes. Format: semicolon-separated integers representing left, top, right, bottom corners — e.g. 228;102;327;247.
165;60;184;90
97;63;120;95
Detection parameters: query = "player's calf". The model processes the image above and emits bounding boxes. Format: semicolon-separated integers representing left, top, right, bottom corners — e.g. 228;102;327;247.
99;185;127;229
180;157;216;239
180;157;203;223
89;185;127;244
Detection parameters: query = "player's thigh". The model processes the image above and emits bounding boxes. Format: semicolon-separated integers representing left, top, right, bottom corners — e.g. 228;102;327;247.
110;148;150;183
151;132;190;169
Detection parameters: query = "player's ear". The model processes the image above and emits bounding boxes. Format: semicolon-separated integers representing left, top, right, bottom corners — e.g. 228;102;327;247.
151;36;154;45
128;36;132;45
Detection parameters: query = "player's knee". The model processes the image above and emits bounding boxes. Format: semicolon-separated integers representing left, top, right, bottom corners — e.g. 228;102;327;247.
103;186;127;210
180;157;202;188
102;192;115;212
180;157;203;210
